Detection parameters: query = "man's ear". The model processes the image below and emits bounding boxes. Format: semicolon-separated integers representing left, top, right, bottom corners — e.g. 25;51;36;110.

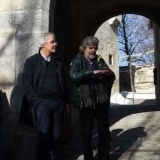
41;43;46;48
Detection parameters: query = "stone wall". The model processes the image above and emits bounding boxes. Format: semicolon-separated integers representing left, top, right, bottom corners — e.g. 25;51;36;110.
135;65;155;93
153;23;160;104
0;1;56;159
120;64;155;93
95;16;121;93
0;0;54;125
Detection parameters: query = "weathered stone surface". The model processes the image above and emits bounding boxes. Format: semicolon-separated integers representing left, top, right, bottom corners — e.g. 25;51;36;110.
41;10;49;31
0;12;16;31
0;10;49;33
0;32;15;85
110;106;160;160
22;0;38;10
36;0;51;11
135;65;154;83
0;7;50;128
15;32;45;74
0;0;22;11
120;65;155;93
95;18;120;93
0;58;15;84
0;9;49;83
13;10;49;33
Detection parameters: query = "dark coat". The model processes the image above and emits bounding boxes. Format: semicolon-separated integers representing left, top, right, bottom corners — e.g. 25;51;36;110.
23;53;69;105
69;53;115;109
19;52;68;126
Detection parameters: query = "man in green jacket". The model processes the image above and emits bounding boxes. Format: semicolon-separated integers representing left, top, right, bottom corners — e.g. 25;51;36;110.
69;36;115;160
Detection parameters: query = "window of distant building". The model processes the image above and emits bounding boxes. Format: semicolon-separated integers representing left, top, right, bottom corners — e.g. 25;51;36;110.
109;54;113;65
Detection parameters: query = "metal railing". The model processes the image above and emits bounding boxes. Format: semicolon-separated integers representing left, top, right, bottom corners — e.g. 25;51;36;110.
111;92;155;105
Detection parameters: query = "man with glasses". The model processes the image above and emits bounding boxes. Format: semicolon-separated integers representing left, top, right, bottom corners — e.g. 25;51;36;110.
69;36;115;160
23;32;69;160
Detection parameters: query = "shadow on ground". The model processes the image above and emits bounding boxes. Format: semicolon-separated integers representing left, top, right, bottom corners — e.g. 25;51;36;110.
110;127;147;160
57;104;159;160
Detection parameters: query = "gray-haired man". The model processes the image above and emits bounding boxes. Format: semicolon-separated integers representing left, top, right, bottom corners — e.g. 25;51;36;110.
23;32;69;160
69;36;115;160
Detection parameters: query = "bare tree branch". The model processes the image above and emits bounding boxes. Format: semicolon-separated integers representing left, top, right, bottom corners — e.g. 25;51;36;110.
118;14;154;91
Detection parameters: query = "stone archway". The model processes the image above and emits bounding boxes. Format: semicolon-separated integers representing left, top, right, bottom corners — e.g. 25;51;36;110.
71;0;160;40
0;1;160;126
70;0;160;104
1;1;160;122
0;0;160;159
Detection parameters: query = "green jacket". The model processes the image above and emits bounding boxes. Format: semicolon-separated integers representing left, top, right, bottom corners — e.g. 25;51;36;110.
69;52;115;109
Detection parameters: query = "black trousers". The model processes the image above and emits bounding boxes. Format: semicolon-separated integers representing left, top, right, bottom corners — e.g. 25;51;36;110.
79;103;110;160
35;99;64;160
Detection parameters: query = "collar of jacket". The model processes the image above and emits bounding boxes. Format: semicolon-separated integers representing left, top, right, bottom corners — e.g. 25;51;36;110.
38;50;60;60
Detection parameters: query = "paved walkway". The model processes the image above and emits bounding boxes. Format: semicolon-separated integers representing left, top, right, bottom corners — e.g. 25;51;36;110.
109;105;160;160
58;105;160;160
3;104;160;160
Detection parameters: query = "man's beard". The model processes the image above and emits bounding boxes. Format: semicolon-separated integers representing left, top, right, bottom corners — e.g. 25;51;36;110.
88;54;96;60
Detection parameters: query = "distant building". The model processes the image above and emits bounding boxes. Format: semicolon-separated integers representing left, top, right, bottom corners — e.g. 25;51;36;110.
95;16;121;93
119;64;155;93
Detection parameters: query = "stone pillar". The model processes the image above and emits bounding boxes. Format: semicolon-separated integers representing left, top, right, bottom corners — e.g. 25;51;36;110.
153;23;160;105
0;1;59;159
0;0;54;125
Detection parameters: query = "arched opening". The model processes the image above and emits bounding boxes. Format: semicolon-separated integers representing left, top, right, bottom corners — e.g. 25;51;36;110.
94;14;155;106
0;1;158;159
49;1;160;97
69;2;160;158
70;0;160;105
0;0;160;159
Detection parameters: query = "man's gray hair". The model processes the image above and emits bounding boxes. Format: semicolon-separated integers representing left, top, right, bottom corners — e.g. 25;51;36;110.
39;32;56;48
79;36;99;52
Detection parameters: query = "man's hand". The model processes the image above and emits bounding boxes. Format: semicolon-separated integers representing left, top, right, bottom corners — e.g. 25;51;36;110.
93;69;110;79
93;69;109;75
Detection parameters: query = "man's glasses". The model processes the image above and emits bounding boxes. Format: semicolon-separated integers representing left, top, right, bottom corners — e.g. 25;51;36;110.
49;41;58;45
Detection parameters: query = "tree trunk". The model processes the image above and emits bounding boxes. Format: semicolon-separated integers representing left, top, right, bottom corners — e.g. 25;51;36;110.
128;62;135;92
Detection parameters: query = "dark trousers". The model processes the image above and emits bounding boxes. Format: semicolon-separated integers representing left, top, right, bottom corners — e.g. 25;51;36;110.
79;103;110;160
35;99;64;160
